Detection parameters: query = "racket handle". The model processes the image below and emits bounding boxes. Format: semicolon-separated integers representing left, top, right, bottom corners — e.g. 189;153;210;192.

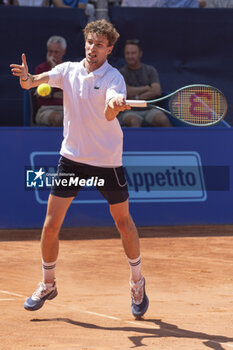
126;100;147;108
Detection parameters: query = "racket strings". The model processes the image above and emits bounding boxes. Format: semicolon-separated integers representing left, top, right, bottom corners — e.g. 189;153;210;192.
170;86;226;125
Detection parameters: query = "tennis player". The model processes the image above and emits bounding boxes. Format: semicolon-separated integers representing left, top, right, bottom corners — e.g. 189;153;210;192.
10;19;149;318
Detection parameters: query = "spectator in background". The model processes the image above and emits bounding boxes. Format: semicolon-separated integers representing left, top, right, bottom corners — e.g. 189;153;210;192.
199;0;233;7
4;0;49;5
121;0;199;6
118;39;172;127
35;36;66;126
52;0;86;8
51;0;95;21
121;0;159;6
158;0;199;6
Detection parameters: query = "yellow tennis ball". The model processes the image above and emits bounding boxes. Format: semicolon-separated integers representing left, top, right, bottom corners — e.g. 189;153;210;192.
37;83;51;97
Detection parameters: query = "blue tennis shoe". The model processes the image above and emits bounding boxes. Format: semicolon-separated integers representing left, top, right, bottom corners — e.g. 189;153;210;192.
130;276;149;318
24;279;57;311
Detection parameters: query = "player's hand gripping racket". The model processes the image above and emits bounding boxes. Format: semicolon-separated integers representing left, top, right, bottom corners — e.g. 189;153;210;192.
126;84;227;126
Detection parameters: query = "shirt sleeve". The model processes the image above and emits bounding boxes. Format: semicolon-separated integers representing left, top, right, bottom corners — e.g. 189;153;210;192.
106;70;127;102
148;66;160;84
48;62;68;89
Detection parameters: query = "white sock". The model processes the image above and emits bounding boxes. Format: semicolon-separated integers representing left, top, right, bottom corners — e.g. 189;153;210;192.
127;255;142;282
42;259;56;284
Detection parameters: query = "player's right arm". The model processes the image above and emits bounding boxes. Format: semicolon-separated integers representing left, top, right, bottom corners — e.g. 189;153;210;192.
10;53;49;90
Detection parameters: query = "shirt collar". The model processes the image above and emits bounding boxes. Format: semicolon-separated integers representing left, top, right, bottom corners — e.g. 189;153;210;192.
81;59;109;77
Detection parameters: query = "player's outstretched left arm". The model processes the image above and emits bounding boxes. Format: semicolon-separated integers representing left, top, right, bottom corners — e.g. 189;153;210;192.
10;53;49;90
105;96;131;121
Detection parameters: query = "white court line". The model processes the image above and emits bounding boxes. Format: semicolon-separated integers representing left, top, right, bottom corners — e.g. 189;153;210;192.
0;290;25;298
0;298;16;301
62;305;155;329
1;290;233;348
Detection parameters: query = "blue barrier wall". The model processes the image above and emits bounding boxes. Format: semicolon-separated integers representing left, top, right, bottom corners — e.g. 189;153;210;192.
1;6;233;126
0;127;232;229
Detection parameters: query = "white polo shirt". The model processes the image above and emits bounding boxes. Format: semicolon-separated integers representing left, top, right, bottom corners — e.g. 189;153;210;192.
48;59;126;167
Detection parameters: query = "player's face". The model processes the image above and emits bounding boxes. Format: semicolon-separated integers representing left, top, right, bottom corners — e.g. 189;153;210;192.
85;33;113;72
47;43;65;65
124;44;142;68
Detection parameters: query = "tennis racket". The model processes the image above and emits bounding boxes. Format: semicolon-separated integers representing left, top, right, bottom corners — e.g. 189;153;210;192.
126;84;227;126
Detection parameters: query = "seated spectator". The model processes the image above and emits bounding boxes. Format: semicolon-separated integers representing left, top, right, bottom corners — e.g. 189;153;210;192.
199;0;233;7
121;0;199;7
51;0;95;22
118;39;172;127
34;35;66;126
4;0;49;5
158;0;199;7
51;0;86;8
121;0;159;6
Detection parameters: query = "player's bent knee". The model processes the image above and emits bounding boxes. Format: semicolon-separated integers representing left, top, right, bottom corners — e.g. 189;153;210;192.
43;222;61;237
114;216;131;235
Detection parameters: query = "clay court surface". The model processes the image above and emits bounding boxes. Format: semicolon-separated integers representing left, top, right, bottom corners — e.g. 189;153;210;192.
1;225;233;350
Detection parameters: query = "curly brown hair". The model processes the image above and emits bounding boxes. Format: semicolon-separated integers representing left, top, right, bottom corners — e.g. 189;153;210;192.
83;19;120;47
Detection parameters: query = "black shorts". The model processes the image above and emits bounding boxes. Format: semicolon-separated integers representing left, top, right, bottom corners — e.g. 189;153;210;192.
50;156;129;205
